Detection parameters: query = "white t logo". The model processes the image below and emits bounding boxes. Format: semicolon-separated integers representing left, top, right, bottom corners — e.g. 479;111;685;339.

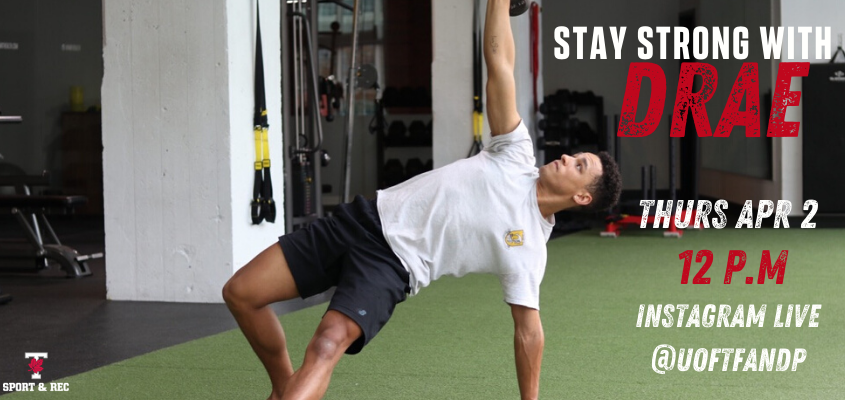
25;352;48;379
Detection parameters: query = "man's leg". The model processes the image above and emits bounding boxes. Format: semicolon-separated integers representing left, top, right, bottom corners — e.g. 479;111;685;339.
282;310;362;400
223;244;301;400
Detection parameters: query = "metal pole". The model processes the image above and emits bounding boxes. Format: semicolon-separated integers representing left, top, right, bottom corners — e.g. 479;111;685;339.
292;2;301;151
341;0;360;203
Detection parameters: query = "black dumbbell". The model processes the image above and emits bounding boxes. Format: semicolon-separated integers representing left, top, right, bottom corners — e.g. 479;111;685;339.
387;121;408;146
575;122;597;145
384;159;405;187
540;91;577;116
539;117;577;132
406;158;426;179
408;120;427;145
382;87;399;108
510;0;529;16
398;87;415;108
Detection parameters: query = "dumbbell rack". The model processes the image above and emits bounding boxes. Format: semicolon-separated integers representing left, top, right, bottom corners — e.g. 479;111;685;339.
376;111;433;190
538;89;608;234
538;89;607;161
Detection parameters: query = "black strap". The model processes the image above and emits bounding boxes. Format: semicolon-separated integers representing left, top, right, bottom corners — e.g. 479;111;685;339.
252;3;275;224
469;0;484;157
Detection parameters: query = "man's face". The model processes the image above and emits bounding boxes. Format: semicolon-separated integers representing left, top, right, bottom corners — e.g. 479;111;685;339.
538;152;603;206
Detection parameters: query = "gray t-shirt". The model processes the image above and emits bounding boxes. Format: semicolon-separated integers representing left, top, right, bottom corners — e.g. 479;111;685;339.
377;121;554;310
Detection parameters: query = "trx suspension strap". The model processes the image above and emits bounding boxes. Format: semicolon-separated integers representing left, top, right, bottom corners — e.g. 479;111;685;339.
252;3;275;224
468;0;484;158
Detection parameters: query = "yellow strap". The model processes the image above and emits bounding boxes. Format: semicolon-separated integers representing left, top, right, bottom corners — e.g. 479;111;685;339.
475;113;484;141
254;127;263;170
473;112;484;141
261;127;271;168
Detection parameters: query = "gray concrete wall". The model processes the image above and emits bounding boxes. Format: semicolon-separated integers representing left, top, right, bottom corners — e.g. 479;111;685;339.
102;0;285;302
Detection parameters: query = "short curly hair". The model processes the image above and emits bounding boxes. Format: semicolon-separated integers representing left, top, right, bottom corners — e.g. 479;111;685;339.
580;151;622;212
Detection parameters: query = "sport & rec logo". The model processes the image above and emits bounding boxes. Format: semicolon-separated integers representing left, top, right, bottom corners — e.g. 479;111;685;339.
1;352;71;393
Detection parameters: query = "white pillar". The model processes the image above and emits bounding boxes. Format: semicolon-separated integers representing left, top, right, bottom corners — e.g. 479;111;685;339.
102;0;284;303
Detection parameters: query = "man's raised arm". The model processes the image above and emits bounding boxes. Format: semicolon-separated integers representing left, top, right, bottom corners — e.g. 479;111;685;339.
511;304;544;400
485;0;521;136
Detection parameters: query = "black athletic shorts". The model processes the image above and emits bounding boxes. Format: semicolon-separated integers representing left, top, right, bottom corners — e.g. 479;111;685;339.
278;195;410;354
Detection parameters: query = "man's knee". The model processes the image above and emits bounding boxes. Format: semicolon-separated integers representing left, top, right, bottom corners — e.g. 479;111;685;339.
222;276;246;308
308;321;358;360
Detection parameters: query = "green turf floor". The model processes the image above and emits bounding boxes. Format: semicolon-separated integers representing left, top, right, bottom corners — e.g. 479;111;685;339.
6;228;845;399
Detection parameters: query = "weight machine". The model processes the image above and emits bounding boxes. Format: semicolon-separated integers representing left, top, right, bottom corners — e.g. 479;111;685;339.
282;0;363;232
282;0;328;232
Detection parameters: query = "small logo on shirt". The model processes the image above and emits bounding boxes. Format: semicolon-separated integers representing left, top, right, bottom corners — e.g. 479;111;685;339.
357;309;367;316
505;230;524;247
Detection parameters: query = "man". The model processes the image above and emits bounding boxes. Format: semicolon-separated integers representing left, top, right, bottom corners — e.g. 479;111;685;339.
223;1;622;399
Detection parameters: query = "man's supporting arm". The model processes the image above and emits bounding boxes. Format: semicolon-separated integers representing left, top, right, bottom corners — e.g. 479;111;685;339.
511;304;544;400
485;0;521;136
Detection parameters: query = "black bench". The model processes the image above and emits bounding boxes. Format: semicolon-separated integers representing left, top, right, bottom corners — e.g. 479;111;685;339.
0;175;102;278
0;195;88;209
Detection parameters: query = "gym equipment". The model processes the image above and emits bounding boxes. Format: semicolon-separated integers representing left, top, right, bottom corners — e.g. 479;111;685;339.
340;0;362;203
381;87;399;108
357;64;379;90
602;164;656;238
408;120;429;146
369;89;387;138
538;117;577;131
468;0;484;157
405;158;426;179
0;160;103;277
398;87;415;107
318;76;341;122
0;109;22;161
383;159;405;188
602;117;698;238
510;0;529;16
411;87;431;108
319;0;353;11
377;86;431;109
830;34;845;63
539;90;577;116
539;89;605;160
538;90;608;235
803;63;845;213
387;121;408;146
283;0;329;231
251;2;275;225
